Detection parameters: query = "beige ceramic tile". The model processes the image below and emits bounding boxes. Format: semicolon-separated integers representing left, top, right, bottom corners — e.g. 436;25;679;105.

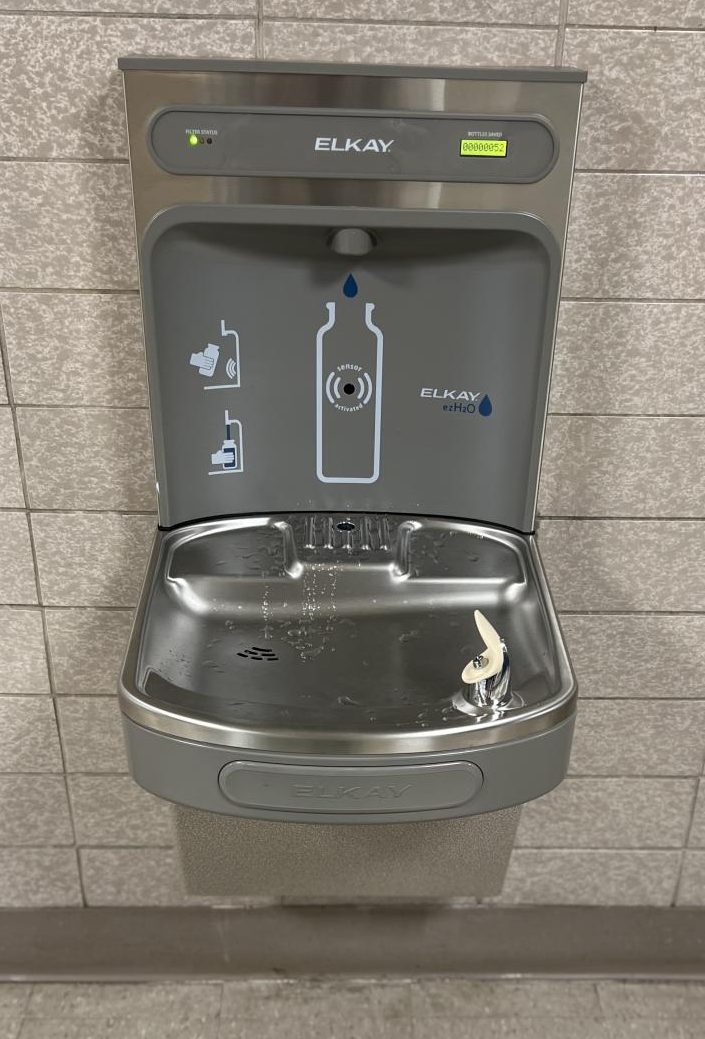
0;407;23;507
540;417;705;517
264;1;559;21
18;408;155;511
18;1018;218;1039
688;780;705;847
0;1018;25;1039
0;697;62;771
0;607;49;694
560;614;705;699
0;17;256;159
0;512;37;604
516;777;694;848
678;851;705;905
45;608;133;695
0;847;81;906
568;2;705;28
563;174;705;300
1;983;34;1023
56;697;127;772
0;0;253;11
550;302;705;415
409;979;599;1017
538;520;705;612
0;985;29;1015
68;774;175;845
412;1019;696;1039
32;512;154;607
221;979;411;1019
2;293;147;407
569;701;705;777
218;1018;411;1039
0;359;7;403
0;775;73;844
598;980;705;1018
566;30;705;170
264;21;556;65
500;848;680;905
0;162;136;290
80;847;186;905
28;982;221;1018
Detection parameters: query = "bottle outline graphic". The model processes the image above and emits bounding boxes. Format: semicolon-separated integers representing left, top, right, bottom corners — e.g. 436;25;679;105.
316;299;384;484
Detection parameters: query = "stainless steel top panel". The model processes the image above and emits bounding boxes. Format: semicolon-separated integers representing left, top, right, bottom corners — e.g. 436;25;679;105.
118;58;587;83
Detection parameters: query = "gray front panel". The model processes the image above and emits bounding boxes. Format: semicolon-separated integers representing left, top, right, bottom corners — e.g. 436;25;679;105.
123;714;575;823
151;109;556;183
145;207;557;529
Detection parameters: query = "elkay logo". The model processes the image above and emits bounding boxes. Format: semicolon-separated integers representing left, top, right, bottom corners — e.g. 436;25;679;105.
420;387;493;417
314;137;394;153
293;783;411;801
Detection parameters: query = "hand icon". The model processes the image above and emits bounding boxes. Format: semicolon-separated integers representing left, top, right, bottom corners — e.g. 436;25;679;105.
189;343;220;377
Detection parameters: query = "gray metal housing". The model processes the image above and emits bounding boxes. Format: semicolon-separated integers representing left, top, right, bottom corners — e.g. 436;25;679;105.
119;60;584;823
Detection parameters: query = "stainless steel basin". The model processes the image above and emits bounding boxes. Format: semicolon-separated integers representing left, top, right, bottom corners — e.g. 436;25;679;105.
121;513;575;757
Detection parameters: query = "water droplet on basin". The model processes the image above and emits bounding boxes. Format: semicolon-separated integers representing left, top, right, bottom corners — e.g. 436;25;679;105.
479;394;493;417
343;273;358;297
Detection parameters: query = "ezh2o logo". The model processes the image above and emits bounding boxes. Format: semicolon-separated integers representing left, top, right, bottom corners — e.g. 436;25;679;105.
420;388;493;417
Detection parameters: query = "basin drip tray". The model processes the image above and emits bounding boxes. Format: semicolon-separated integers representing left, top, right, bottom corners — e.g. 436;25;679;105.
120;514;577;822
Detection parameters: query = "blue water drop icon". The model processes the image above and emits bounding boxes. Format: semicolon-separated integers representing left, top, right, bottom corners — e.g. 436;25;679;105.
479;394;493;417
343;273;358;298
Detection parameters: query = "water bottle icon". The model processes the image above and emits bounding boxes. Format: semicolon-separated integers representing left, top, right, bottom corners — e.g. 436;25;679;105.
316;278;384;484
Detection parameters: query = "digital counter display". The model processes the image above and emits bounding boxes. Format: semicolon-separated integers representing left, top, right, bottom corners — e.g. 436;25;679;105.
460;139;508;157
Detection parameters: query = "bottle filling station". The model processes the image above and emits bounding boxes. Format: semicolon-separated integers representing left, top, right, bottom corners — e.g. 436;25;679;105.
119;59;585;826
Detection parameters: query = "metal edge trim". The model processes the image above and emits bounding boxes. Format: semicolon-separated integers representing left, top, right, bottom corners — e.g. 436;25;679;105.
117;58;588;83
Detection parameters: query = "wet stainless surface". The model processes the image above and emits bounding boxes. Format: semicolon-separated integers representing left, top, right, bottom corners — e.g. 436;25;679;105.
121;514;575;754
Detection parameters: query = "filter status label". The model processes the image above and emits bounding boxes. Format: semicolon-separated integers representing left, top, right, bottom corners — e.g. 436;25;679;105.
460;139;508;157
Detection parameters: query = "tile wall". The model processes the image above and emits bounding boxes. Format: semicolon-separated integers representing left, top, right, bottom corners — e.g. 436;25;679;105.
0;0;703;906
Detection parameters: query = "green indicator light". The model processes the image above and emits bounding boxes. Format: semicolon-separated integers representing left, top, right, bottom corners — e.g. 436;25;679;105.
188;133;199;147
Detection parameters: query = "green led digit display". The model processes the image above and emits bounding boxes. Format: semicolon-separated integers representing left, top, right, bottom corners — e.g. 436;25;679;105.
460;139;508;157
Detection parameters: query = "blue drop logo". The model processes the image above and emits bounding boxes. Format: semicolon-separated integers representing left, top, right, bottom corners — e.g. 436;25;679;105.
343;274;358;298
479;394;493;417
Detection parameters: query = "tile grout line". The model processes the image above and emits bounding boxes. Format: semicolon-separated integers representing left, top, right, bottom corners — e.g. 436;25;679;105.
567;22;705;32
255;0;264;59
554;0;570;65
6;506;705;521
5;605;705;618
242;15;705;31
6;505;705;520
10;404;705;418
215;978;225;1038
0;8;257;19
673;777;702;906
2;289;705;303
0;840;694;851
2;157;705;177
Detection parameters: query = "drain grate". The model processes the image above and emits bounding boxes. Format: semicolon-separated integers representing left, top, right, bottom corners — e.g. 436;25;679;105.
237;646;279;662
